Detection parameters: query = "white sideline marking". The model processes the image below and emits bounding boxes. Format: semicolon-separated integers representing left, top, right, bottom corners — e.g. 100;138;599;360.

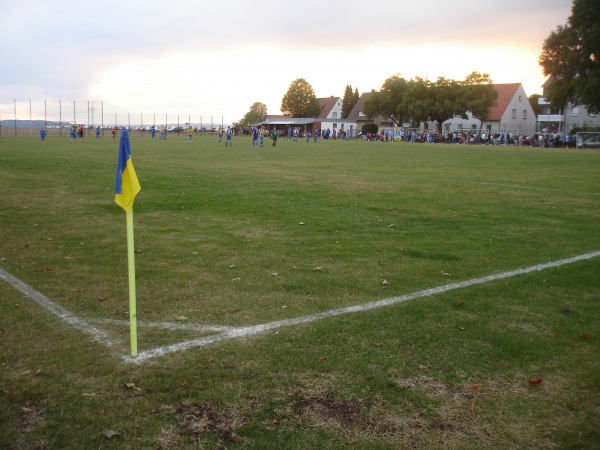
89;317;235;333
0;268;119;348
124;250;600;363
2;251;599;364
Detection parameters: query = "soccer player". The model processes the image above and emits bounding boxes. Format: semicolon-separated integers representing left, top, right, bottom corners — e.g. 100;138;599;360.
225;127;233;146
40;128;46;142
252;127;259;147
271;128;278;147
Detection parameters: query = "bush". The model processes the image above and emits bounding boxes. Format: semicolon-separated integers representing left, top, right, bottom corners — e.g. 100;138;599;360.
362;123;378;135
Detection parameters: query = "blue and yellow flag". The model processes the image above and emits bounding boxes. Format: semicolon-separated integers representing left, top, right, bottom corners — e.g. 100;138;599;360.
114;128;141;211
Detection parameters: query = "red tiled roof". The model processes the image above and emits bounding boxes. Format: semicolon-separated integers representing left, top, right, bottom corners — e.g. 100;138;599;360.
488;83;521;121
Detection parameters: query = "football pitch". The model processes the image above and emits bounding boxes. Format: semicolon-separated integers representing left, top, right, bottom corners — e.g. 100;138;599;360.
1;134;599;448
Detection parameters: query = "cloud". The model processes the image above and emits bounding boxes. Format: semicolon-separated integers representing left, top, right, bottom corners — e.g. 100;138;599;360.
0;0;573;122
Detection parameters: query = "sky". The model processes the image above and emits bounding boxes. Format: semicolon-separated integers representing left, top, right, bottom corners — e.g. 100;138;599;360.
0;0;573;125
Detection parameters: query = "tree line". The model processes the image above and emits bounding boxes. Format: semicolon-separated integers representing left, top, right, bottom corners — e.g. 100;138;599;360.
235;73;497;133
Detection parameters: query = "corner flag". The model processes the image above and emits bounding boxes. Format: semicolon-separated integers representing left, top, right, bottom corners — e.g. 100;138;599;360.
114;127;141;357
115;128;141;211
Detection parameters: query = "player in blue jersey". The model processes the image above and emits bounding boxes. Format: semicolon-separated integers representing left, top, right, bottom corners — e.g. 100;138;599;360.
225;127;233;146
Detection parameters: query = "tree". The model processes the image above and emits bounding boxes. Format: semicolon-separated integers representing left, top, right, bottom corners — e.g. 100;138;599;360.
462;71;497;130
363;75;409;127
528;94;544;117
239;102;267;126
280;78;321;117
342;85;359;118
539;0;600;114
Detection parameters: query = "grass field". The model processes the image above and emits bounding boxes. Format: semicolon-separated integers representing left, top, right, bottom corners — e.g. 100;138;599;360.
1;134;599;449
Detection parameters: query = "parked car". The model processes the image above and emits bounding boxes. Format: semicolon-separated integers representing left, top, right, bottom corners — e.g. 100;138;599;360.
577;134;600;148
168;126;184;133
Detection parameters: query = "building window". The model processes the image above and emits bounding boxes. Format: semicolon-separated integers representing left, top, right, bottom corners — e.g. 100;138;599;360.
518;95;522;102
424;122;429;130
333;123;338;129
522;110;527;119
332;112;338;119
511;109;517;119
472;124;477;129
358;111;365;117
571;107;579;117
444;124;450;132
486;124;492;131
458;124;463;130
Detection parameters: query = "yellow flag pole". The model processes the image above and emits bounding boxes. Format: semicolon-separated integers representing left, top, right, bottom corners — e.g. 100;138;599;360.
126;208;138;357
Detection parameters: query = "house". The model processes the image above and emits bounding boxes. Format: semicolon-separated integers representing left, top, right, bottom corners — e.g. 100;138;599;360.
537;78;600;134
346;92;397;131
438;83;537;136
261;97;358;137
348;84;538;137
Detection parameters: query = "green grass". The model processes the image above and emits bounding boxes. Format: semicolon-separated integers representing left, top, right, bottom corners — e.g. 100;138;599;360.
1;134;599;449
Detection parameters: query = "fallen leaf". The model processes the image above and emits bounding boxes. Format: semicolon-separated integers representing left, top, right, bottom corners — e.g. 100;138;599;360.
174;316;188;321
528;378;543;385
580;333;592;340
228;264;236;269
313;267;323;271
298;222;305;225
382;279;390;285
102;429;121;438
37;266;53;272
271;272;279;277
97;297;105;302
22;407;34;413
232;277;241;281
46;237;53;241
125;383;142;391
82;393;96;397
469;384;479;390
442;272;450;276
561;305;574;313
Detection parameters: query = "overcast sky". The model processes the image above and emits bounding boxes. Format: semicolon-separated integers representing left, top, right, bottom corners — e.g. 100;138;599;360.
0;0;572;124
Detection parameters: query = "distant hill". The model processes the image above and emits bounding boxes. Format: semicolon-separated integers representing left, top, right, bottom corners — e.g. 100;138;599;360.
0;119;64;129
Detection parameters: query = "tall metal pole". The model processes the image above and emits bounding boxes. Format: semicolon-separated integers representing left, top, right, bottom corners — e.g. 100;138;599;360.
29;99;32;136
59;100;62;137
14;99;17;137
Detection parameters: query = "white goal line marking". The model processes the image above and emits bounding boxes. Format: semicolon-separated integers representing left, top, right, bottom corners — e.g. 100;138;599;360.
123;250;600;363
1;250;599;364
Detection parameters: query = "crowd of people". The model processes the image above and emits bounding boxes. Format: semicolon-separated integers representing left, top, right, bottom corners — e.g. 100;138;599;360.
38;124;579;149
